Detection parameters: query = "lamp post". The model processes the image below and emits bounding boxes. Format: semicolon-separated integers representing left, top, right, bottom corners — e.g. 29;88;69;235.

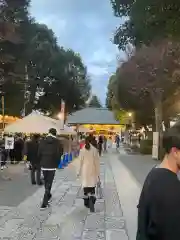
58;99;65;130
22;65;29;117
2;94;5;131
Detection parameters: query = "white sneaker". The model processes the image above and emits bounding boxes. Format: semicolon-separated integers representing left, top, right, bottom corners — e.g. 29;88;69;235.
1;166;4;170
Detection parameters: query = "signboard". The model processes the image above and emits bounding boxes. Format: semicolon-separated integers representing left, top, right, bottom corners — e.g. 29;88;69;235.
152;132;159;159
5;137;14;150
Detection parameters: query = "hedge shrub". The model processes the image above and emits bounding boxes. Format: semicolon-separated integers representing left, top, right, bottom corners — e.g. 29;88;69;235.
140;139;153;155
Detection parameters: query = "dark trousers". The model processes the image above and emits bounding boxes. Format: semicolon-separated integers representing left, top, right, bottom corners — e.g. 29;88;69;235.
98;144;102;156
42;170;55;206
9;150;14;164
83;187;96;207
1;151;8;167
15;153;22;163
31;164;41;185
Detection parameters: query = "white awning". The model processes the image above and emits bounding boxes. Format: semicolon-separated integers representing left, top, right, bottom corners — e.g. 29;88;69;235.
4;112;76;135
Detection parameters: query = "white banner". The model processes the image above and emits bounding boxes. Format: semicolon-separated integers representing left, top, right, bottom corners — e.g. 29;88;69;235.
5;137;14;150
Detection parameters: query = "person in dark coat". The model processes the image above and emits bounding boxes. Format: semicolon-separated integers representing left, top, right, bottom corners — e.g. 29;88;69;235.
38;128;63;210
25;134;42;185
88;134;98;149
98;135;103;156
14;135;24;163
136;125;180;240
0;139;8;170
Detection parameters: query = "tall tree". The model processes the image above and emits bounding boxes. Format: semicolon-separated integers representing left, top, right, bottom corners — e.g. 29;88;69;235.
24;23;59;114
106;72;154;127
36;48;91;115
116;39;180;157
88;95;102;108
0;0;30;115
111;0;180;50
0;1;91;117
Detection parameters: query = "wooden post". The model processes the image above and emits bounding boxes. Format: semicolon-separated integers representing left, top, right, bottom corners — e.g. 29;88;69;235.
2;95;5;131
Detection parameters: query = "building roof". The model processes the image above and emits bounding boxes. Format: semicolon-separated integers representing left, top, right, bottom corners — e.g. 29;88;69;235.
67;108;120;125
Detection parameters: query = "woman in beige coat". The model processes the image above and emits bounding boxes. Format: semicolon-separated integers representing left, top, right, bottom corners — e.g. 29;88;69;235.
77;136;100;212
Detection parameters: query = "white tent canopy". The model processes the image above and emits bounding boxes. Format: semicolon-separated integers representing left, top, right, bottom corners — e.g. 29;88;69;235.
4;112;76;135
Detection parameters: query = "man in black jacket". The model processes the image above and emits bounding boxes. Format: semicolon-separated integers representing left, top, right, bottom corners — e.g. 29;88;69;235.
136;125;180;240
25;134;42;185
38;128;63;209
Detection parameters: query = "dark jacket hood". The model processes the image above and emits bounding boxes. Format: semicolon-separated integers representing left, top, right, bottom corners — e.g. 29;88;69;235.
45;135;56;144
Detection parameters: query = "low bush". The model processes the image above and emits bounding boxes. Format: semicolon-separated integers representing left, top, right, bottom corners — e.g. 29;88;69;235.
140;139;153;155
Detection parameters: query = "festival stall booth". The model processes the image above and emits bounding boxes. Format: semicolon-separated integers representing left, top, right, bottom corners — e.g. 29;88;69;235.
4;112;77;168
67;107;123;138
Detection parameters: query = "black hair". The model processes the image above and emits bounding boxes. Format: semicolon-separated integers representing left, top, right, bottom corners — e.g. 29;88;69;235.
85;136;91;150
33;134;40;141
163;125;180;154
49;128;57;136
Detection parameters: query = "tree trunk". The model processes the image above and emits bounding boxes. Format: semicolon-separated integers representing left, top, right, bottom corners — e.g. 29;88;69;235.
154;99;164;160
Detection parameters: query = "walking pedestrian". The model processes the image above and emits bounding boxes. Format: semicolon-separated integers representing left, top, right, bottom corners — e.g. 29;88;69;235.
136;125;180;240
0;140;8;170
103;136;107;152
14;135;24;163
38;128;63;210
89;134;98;149
98;135;103;156
25;134;42;185
77;136;100;212
115;134;120;150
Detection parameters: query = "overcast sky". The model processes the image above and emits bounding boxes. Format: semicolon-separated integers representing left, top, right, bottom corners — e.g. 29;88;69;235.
30;0;123;105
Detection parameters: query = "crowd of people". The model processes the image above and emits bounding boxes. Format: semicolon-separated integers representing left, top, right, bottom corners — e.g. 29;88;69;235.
25;130;104;211
2;124;180;237
0;134;25;170
0;131;121;212
80;134;121;155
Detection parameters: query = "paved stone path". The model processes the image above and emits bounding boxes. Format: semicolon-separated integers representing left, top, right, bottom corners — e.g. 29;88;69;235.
0;163;39;207
0;155;129;240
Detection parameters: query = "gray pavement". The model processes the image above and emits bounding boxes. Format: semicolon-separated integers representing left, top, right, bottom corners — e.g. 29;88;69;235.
0;163;39;206
117;147;157;186
109;145;156;240
0;155;129;240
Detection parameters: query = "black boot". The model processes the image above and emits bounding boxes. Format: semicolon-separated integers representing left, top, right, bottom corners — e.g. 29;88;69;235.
83;198;89;208
89;196;95;212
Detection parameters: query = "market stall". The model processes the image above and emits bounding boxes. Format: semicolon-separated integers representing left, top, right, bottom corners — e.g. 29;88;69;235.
4;112;76;136
4;112;78;168
4;112;59;134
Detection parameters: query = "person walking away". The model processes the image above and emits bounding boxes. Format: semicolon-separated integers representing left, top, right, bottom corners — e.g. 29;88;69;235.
103;136;107;152
98;135;103;156
38;128;63;210
136;125;180;240
25;134;42;185
0;140;8;170
77;136;100;212
14;135;24;163
9;148;15;164
115;134;120;150
108;136;112;149
89;134;98;149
